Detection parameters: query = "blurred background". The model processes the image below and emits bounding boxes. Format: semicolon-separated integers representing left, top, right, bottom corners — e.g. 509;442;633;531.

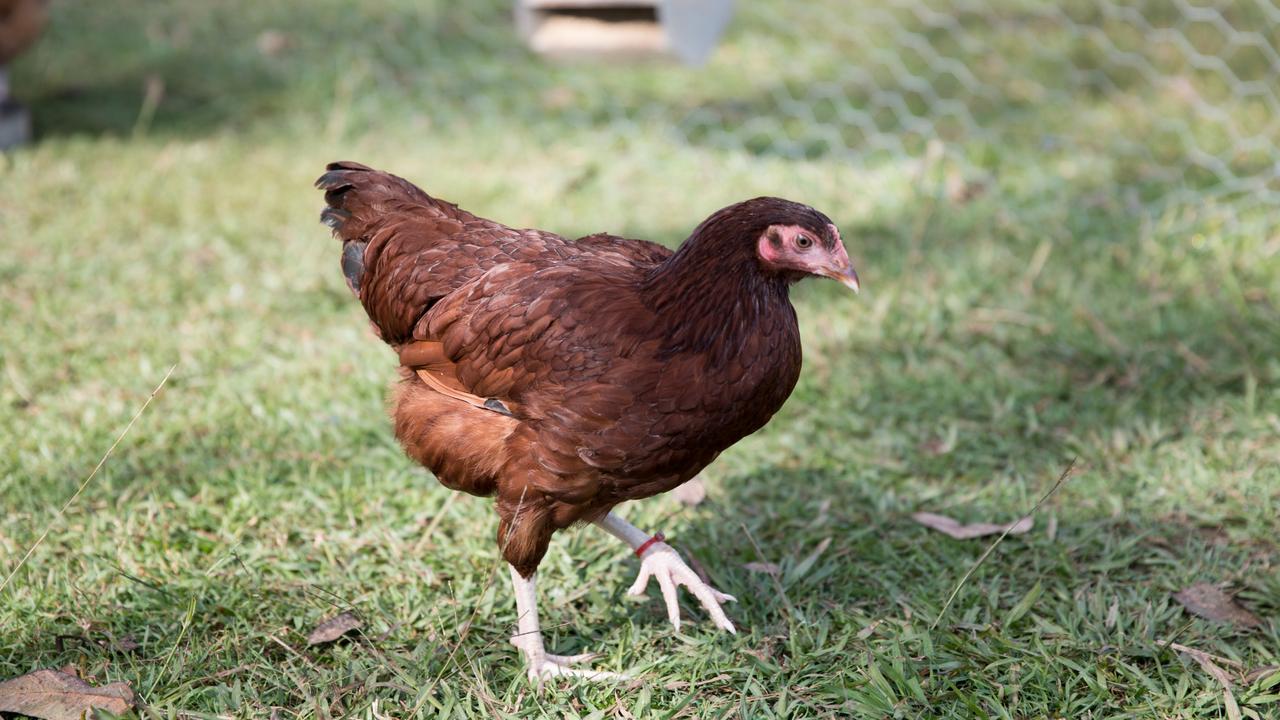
9;0;1280;220
1;1;1277;716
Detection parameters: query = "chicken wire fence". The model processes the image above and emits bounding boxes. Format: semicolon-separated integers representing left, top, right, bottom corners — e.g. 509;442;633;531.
34;1;1280;229
112;0;1263;230
475;0;1280;229
682;0;1280;217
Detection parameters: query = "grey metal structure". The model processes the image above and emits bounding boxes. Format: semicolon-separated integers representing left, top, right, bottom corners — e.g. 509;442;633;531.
0;67;33;150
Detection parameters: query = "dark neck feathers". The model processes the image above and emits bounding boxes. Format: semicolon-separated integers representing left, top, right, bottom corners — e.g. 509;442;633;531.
641;209;793;359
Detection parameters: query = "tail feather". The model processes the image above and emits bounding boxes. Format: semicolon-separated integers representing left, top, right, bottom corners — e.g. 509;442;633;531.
316;161;558;345
319;206;351;230
316;161;496;343
340;240;366;293
316;161;434;297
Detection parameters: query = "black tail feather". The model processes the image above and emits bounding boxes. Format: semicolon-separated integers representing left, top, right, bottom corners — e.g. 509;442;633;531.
341;241;367;293
320;206;351;231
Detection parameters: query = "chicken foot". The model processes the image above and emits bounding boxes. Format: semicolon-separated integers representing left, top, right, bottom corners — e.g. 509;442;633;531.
508;565;627;683
594;512;737;633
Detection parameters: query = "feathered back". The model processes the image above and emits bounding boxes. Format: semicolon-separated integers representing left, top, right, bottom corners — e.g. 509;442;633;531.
316;161;561;344
316;162;678;347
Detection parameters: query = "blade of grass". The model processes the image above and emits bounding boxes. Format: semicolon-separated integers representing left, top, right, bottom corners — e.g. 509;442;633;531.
930;457;1076;630
0;363;177;595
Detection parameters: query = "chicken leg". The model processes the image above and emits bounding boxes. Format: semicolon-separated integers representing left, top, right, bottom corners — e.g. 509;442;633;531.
594;512;737;633
508;565;626;682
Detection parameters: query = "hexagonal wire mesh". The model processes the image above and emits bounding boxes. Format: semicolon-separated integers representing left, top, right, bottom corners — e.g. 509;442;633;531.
670;0;1280;225
365;0;1278;229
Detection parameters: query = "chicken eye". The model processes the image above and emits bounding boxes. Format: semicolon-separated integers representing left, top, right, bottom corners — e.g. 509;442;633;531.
796;235;813;249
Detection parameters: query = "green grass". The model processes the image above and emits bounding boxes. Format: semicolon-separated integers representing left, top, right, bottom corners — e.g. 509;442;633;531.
2;1;1278;717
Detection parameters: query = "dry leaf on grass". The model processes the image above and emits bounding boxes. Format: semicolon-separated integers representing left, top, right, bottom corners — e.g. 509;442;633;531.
856;619;884;640
911;512;1033;540
743;562;781;576
1173;584;1262;628
672;476;706;506
1105;598;1120;630
306;611;362;645
792;537;832;579
0;668;135;720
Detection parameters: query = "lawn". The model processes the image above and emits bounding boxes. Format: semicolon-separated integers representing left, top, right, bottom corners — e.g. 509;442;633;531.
1;1;1278;717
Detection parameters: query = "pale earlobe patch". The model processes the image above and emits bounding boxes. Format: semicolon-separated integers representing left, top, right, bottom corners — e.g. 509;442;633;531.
757;232;784;263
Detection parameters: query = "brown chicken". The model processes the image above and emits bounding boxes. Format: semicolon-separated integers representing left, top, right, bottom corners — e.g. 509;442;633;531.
316;161;859;680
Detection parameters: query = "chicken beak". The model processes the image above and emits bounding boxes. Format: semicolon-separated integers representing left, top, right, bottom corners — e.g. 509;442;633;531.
821;238;861;294
828;265;861;294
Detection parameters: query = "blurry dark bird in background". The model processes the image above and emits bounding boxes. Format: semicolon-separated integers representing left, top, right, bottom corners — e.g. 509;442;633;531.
316;161;859;681
0;0;47;149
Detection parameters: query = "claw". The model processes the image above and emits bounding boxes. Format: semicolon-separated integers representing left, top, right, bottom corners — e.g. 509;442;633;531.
527;652;628;683
629;542;737;634
545;651;598;665
511;637;626;683
528;662;628;683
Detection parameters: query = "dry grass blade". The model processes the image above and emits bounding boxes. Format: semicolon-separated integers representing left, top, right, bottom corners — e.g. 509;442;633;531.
681;548;712;586
1243;665;1280;685
0;364;177;595
741;522;793;619
856;619;884;640
1173;584;1262;628
911;512;1033;540
930;458;1076;630
307;611;363;645
0;668;135;720
1158;641;1242;720
1156;641;1244;670
791;537;832;580
743;562;781;576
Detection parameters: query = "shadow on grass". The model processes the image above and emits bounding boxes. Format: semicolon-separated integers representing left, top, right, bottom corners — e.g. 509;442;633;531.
18;0;524;139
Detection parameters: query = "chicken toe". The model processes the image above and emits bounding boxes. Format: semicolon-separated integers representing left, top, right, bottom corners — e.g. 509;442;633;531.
523;653;628;683
628;541;737;634
594;511;738;634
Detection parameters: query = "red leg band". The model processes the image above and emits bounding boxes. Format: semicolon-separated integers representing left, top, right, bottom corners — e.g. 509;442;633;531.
634;532;665;558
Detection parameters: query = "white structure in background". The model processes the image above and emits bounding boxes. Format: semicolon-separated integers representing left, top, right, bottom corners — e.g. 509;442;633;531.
515;0;735;65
